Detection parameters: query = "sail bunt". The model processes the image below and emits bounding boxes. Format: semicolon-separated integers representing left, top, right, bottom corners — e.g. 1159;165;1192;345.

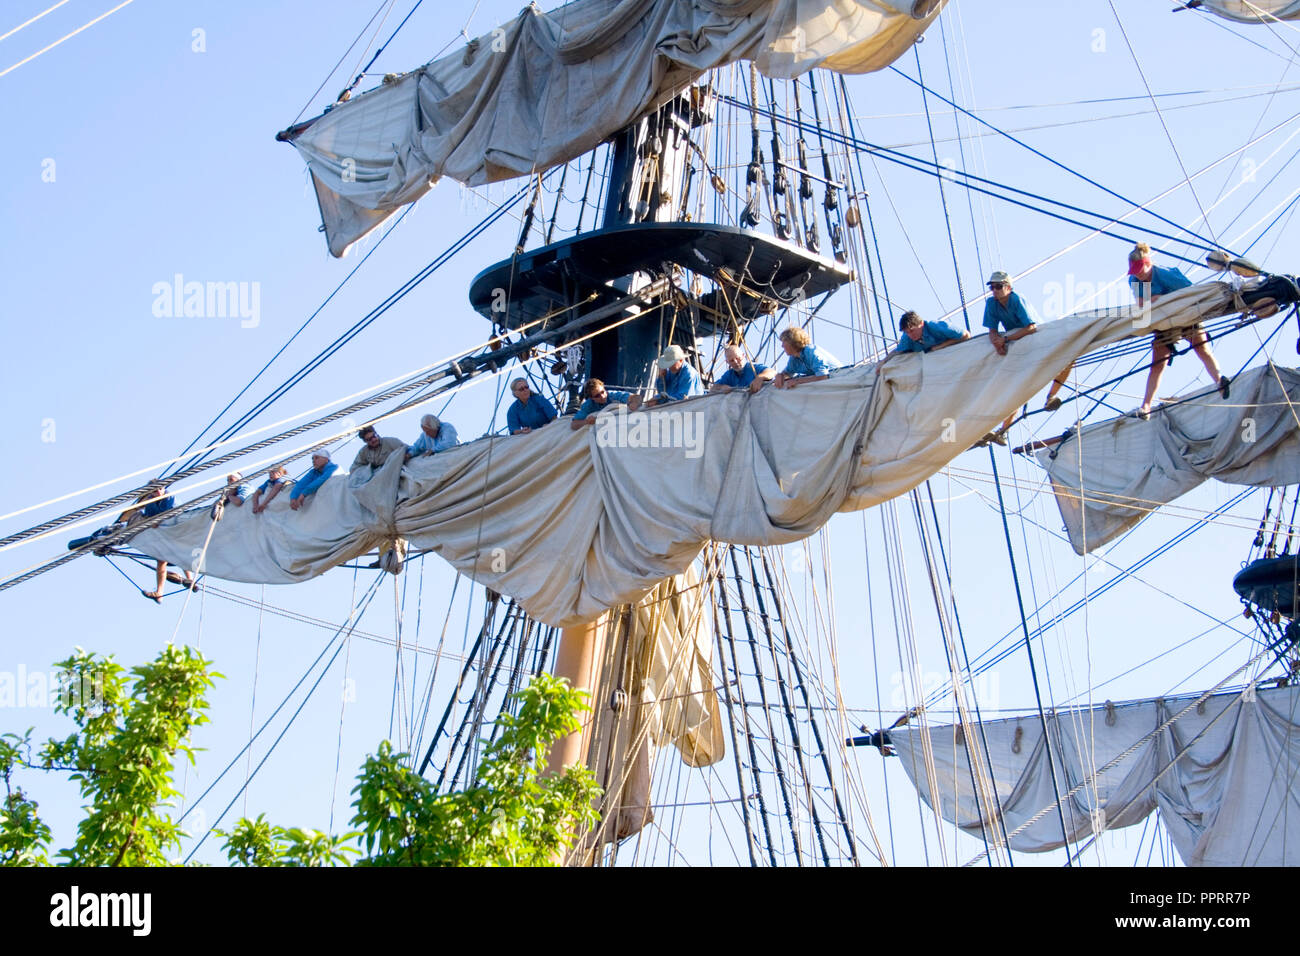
889;684;1300;866
131;285;1239;627
1037;364;1300;555
1194;1;1300;23
278;0;946;256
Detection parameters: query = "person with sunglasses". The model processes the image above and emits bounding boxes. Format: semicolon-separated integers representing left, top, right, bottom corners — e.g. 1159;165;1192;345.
978;271;1042;444
506;378;558;434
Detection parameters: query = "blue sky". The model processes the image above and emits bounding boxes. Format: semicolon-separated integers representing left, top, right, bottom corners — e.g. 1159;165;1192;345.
1;0;1297;866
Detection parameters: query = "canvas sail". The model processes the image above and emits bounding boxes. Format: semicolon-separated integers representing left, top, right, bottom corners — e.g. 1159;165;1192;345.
1037;364;1300;555
132;284;1240;627
1196;1;1300;23
889;684;1300;866
279;0;946;256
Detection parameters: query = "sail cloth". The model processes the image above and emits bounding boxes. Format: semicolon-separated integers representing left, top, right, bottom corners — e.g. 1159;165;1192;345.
1037;364;1300;555
132;284;1239;628
1196;1;1300;23
282;0;945;256
889;685;1300;866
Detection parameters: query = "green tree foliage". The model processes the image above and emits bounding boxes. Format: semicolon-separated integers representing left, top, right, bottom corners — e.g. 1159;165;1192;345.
345;673;601;866
0;732;51;866
1;646;600;867
218;814;358;867
0;646;217;866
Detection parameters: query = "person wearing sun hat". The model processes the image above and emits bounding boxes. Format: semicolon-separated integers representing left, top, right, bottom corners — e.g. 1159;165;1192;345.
978;269;1067;445
646;344;702;405
289;448;338;510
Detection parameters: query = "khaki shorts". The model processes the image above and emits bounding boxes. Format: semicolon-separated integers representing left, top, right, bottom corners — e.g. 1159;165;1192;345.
1155;323;1205;349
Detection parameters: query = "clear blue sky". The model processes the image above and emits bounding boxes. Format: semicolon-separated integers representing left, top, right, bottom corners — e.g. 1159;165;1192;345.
0;0;1296;866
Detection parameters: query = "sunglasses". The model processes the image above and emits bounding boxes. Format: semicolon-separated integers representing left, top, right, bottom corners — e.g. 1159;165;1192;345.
989;282;1008;289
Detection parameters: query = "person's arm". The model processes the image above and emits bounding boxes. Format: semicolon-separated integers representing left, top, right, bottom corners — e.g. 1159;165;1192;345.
1004;324;1036;341
748;366;776;393
507;405;523;435
783;374;827;389
930;330;971;352
257;481;285;512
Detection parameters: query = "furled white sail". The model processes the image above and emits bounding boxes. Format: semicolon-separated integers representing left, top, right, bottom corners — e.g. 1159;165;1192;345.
889;684;1300;866
1037;364;1300;555
1196;1;1300;23
132;283;1237;627
281;0;946;256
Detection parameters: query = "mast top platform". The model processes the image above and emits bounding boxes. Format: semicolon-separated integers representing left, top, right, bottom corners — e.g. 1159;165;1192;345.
469;221;854;331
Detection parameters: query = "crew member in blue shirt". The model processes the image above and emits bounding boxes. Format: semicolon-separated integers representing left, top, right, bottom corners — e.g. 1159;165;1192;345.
506;378;558;434
123;482;197;602
571;378;641;429
983;270;1039;356
710;344;774;394
289;450;338;511
1128;241;1228;419
772;326;840;390
645;345;702;406
406;414;459;459
893;310;969;354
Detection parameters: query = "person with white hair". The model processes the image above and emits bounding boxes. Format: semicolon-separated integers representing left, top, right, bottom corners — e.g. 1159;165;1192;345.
710;344;775;394
406;413;459;459
351;424;406;472
506;378;558;434
289;450;337;510
645;344;702;406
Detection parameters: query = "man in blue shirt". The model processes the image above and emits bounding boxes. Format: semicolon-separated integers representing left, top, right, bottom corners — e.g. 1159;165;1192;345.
893;310;969;355
571;378;641;429
710;344;774;394
646;345;702;406
772;326;840;390
982;271;1039;356
506;378;558;434
406;414;459;459
289;450;338;510
124;482;197;601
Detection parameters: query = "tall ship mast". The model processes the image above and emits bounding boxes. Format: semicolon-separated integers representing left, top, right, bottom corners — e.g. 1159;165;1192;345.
3;0;1300;867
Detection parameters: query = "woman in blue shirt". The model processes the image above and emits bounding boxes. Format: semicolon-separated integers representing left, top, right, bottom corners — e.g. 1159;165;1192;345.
772;326;840;390
1128;242;1229;419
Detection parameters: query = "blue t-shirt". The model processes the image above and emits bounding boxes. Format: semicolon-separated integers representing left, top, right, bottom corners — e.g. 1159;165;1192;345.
1129;265;1191;301
656;364;703;402
506;394;558;433
575;390;632;421
256;477;290;495
784;345;839;378
896;321;964;354
227;483;250;501
407;423;459;457
141;495;175;517
982;292;1038;333
715;362;769;389
290;462;338;500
